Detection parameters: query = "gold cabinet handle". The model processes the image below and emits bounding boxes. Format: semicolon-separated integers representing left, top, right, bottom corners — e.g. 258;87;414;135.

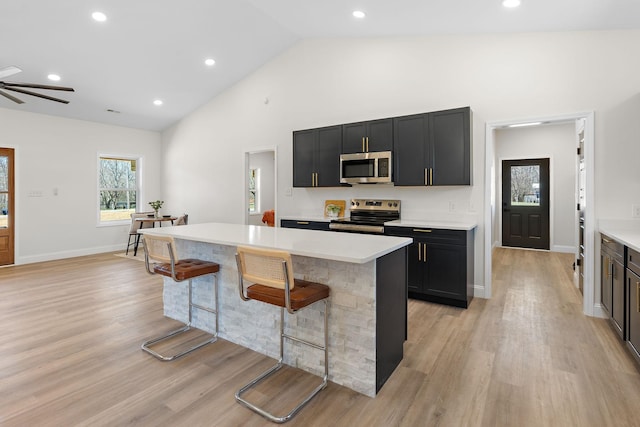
366;136;369;152
418;243;421;261
362;137;365;152
424;168;428;186
424;244;427;262
413;229;432;233
297;221;310;225
430;168;433;186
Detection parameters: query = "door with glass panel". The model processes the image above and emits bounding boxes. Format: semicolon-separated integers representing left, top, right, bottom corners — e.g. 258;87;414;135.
0;148;14;265
502;158;550;250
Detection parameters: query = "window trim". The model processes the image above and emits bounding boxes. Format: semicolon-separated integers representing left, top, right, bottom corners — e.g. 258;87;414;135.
97;153;143;227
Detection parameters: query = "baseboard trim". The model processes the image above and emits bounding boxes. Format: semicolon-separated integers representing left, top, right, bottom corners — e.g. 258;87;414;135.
15;244;124;265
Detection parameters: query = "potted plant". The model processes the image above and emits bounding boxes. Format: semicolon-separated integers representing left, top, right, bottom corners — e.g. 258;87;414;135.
326;204;341;218
149;200;164;217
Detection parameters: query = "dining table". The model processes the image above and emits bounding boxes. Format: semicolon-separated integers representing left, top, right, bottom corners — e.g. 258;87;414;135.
133;216;177;256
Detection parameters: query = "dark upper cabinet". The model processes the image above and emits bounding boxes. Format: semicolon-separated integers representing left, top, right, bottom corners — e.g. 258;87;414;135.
293;125;342;187
342;118;393;154
394;107;472;186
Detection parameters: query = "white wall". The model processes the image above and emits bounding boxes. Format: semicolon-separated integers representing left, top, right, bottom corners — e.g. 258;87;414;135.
1;107;162;264
494;123;577;252
161;30;640;297
248;150;275;226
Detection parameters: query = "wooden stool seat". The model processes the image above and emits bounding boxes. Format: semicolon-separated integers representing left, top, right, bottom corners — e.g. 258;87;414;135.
153;259;220;281
247;279;329;311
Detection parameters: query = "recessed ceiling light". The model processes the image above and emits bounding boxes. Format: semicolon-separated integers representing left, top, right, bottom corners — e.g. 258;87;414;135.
204;58;216;66
47;74;61;81
502;0;521;8
153;99;163;106
92;11;107;22
352;10;366;19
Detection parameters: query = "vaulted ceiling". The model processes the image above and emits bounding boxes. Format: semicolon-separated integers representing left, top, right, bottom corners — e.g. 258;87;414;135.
2;0;639;131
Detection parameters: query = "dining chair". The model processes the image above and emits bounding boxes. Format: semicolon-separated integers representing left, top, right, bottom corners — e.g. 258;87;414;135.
175;213;189;226
125;211;155;255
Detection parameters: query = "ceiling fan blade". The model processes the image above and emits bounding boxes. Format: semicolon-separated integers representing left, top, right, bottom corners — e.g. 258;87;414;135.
0;89;24;104
0;66;22;79
4;82;74;92
3;86;70;104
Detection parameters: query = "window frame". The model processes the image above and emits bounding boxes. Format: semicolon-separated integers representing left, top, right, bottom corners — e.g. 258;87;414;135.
97;154;142;227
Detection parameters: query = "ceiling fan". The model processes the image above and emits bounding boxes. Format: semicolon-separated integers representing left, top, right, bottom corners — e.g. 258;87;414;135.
0;65;75;104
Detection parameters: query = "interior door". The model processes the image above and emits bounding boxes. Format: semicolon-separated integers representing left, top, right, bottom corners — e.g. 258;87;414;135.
0;148;15;265
502;158;550;250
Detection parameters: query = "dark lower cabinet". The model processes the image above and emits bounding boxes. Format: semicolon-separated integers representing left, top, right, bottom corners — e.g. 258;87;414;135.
385;226;474;308
627;248;640;364
601;234;624;339
280;219;330;231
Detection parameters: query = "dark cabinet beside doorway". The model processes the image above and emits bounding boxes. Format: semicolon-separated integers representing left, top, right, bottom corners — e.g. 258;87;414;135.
385;226;474;308
342;118;393;154
393;107;471;186
627;247;640;364
601;234;625;339
293;125;342;187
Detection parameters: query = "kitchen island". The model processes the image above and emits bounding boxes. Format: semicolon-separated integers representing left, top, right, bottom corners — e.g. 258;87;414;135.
140;222;412;397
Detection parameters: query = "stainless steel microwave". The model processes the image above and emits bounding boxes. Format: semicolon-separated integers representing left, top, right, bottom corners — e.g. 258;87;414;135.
340;151;392;184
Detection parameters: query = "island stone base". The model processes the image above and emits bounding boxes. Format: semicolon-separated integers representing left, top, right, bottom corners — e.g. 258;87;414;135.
162;240;388;397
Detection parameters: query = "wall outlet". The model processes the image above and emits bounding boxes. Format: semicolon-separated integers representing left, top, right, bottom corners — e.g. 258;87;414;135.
285;187;292;197
633;205;640;218
449;201;456;212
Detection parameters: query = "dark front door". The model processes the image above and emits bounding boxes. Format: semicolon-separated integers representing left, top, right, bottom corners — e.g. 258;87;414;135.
502;158;550;250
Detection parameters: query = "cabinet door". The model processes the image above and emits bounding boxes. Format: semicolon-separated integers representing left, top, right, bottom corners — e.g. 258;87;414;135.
315;126;342;187
342;122;368;153
342;119;393;153
366;119;393;152
601;253;612;315
407;241;424;293
293;130;315;187
393;114;428;186
627;269;640;358
428;107;471;186
423;242;466;301
281;219;330;231
612;258;625;338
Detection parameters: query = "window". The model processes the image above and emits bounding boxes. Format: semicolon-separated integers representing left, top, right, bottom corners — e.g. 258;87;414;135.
249;168;259;213
98;155;140;223
510;165;540;206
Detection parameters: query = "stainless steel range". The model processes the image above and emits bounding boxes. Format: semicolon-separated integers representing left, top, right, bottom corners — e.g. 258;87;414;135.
329;199;400;234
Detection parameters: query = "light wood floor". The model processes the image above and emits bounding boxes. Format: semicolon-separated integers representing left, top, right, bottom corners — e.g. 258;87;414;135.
2;248;640;426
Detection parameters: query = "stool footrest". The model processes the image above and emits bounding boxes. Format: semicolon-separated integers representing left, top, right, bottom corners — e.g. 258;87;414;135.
235;360;328;424
141;325;217;361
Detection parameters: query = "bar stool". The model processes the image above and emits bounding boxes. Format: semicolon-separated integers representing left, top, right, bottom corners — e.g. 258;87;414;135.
141;234;220;361
235;245;330;423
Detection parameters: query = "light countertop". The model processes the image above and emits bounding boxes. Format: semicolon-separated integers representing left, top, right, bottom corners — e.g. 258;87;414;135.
140;222;412;264
598;219;640;253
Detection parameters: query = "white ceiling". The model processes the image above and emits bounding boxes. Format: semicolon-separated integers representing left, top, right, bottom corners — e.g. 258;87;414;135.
2;0;639;131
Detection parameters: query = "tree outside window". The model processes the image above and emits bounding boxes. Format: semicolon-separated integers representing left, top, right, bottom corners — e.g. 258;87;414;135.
249;168;259;213
99;156;140;223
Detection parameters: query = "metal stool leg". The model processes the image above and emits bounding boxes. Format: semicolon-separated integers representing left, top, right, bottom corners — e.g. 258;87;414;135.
142;274;218;361
235;299;329;423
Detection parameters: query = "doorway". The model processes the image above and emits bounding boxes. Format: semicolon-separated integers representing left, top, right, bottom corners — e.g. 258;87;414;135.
244;148;277;227
0;148;15;265
502;158;550;250
485;112;596;316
